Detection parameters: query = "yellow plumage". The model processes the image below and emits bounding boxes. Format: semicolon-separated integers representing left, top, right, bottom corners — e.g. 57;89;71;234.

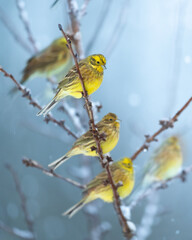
37;54;106;116
142;136;183;185
48;113;120;170
64;157;134;218
10;37;72;93
130;136;183;202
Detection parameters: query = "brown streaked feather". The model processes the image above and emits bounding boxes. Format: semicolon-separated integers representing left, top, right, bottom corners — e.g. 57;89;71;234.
57;62;86;89
71;121;113;151
83;163;120;195
21;40;69;84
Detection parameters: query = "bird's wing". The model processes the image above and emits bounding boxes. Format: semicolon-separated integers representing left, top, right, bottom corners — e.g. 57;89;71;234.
73;124;108;152
83;163;119;194
57;61;86;89
21;43;69;83
73;130;96;149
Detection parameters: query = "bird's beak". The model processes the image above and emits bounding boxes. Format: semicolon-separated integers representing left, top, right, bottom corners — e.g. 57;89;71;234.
116;119;121;123
104;64;107;69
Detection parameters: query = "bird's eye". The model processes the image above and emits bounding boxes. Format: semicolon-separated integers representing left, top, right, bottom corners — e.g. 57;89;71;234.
110;118;113;121
97;61;100;64
127;163;131;167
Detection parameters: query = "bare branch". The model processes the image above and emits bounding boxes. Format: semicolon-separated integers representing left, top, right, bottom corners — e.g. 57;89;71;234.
0;67;78;139
66;0;84;59
22;157;86;189
85;0;112;55
58;24;134;239
105;0;130;58
129;164;192;210
131;97;192;161
5;164;35;237
15;0;38;53
58;102;86;134
79;0;91;19
0;221;34;240
0;7;32;53
136;193;159;240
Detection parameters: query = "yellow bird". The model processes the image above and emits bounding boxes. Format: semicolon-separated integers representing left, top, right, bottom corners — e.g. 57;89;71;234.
37;54;106;116
11;37;72;93
130;136;183;202
142;136;183;186
48;113;120;170
64;157;134;218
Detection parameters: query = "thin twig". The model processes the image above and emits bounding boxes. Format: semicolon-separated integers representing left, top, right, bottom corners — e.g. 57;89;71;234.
129;164;192;210
105;0;130;58
0;67;77;139
0;221;34;240
131;97;192;161
66;0;84;59
5;164;35;237
15;0;38;53
85;0;112;55
136;193;159;240
0;6;32;53
79;0;91;19
58;102;86;134
165;1;187;115
22;157;86;189
59;24;134;239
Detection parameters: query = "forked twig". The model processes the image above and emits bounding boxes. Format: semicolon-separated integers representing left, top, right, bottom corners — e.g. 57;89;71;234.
0;67;77;139
131;97;192;161
22;158;86;189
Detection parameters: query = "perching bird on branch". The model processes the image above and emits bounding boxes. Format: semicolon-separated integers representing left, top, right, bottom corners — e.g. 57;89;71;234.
37;54;106;116
131;136;183;201
142;136;183;184
64;157;134;218
48;113;120;170
10;37;72;93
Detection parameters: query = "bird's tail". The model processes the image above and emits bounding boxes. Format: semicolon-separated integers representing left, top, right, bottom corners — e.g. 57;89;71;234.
63;199;86;218
36;98;58;117
48;154;69;170
48;147;78;170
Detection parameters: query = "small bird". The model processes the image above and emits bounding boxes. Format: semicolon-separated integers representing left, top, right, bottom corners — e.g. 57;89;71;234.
142;136;183;185
130;136;183;202
64;157;134;218
37;54;106;116
10;37;73;93
48;113;120;170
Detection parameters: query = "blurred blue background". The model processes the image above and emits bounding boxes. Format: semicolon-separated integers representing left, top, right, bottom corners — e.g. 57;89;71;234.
0;0;192;239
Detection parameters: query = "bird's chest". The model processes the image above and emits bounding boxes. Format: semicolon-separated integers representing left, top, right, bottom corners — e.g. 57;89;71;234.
101;131;119;154
83;70;103;95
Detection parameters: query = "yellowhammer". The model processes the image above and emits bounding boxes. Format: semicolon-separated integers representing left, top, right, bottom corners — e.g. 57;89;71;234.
48;113;120;170
64;157;134;218
37;54;106;116
142;136;183;185
11;37;72;93
130;136;183;202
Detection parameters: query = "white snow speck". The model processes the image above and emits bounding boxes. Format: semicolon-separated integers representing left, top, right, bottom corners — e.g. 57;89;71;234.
120;205;131;220
127;221;136;232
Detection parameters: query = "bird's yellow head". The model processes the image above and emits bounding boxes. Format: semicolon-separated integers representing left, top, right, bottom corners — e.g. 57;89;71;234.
102;113;120;128
118;157;134;171
88;54;106;73
53;37;68;46
166;136;179;145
